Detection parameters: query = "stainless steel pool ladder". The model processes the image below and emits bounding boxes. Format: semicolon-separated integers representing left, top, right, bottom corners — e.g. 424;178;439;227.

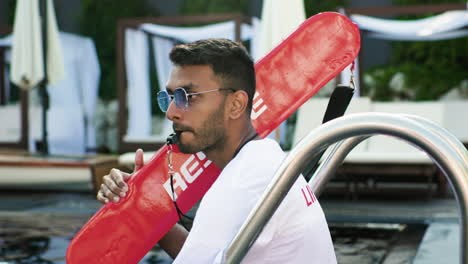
221;112;468;264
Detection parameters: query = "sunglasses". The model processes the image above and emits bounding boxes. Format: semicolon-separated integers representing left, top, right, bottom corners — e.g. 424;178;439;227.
157;87;233;112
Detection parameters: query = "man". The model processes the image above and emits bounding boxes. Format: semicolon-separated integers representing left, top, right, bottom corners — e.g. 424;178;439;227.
97;39;336;263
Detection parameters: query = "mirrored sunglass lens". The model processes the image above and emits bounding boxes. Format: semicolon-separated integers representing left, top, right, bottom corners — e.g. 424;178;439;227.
157;91;170;112
174;88;188;110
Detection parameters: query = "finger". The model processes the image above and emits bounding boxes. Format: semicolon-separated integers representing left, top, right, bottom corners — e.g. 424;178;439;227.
101;183;121;203
104;175;126;197
134;148;144;172
121;171;132;183
96;190;109;204
109;169;129;192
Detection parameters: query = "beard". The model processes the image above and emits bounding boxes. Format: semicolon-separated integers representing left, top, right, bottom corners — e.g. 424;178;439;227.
175;106;226;154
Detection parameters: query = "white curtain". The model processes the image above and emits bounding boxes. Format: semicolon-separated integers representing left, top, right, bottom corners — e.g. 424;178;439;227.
367;29;468;41
351;10;468;41
140;20;255;43
79;36;100;151
44;32;100;155
124;29;152;140
151;36;175;139
249;17;262;61
2;32;100;155
0;36;11;46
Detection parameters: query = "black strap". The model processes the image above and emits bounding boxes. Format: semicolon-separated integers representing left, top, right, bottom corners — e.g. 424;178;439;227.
322;85;355;123
303;84;354;181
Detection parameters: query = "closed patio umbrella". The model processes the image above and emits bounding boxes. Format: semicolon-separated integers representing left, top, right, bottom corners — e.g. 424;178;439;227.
10;0;64;154
257;0;306;59
257;0;306;144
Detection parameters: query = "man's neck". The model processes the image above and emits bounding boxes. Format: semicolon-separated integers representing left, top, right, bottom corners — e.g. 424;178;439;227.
205;123;257;170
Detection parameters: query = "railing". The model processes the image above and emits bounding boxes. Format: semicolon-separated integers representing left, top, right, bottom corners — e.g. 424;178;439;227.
221;113;468;264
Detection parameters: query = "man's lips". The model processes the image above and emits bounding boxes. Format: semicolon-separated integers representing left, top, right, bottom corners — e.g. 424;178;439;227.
173;125;193;136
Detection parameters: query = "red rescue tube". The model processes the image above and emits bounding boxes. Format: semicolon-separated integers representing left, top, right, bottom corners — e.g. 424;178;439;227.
66;12;360;264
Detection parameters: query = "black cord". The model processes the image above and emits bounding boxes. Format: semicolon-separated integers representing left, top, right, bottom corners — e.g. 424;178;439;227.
170;174;193;230
166;132;258;228
166;133;193;229
232;133;258;159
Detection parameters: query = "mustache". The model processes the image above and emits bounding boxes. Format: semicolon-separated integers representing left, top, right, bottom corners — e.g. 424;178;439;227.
173;124;193;132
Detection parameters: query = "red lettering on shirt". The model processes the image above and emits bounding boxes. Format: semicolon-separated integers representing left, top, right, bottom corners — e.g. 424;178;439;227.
301;185;316;206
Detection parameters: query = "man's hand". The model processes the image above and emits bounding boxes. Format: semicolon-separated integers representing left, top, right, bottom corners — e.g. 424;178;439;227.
97;149;144;204
97;148;187;258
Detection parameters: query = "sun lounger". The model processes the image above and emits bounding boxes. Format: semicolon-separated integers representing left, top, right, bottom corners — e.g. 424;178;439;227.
293;97;468;198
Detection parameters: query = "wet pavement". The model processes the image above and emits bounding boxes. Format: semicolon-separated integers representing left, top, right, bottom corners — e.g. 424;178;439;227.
0;191;173;263
0;190;460;263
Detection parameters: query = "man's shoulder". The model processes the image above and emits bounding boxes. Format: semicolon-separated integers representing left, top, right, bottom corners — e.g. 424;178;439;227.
225;138;286;181
241;138;285;159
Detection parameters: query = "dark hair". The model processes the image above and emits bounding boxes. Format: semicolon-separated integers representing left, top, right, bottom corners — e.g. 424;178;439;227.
169;38;256;112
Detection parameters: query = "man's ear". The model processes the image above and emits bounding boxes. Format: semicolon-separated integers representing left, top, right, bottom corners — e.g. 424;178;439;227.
227;90;248;119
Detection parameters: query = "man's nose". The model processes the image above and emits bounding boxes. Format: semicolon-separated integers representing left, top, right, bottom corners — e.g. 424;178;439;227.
166;100;182;121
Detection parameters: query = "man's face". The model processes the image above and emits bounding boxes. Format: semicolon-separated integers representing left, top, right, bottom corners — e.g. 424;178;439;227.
165;65;228;154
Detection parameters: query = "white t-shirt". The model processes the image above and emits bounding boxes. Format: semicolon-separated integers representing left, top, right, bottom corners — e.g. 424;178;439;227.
174;138;336;264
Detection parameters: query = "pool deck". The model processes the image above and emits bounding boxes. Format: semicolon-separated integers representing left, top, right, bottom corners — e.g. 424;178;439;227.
321;198;460;264
322;198;458;224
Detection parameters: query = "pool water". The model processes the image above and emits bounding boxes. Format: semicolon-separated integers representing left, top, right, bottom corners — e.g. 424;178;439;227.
0;236;172;264
0;192;435;264
331;223;427;264
0;221;426;264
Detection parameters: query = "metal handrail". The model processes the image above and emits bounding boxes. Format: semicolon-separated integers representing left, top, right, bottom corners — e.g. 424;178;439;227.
310;114;468;194
403;114;468;164
221;113;468;264
308;135;369;196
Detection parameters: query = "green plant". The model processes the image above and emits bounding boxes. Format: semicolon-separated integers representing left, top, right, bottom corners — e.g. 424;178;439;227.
364;67;399;101
390;39;468;101
304;0;348;17
180;0;248;15
364;0;468;101
79;0;158;101
7;0;16;24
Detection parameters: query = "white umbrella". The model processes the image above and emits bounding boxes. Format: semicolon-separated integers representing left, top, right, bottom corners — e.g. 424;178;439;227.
10;0;64;89
10;0;64;154
257;0;306;143
256;0;306;60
